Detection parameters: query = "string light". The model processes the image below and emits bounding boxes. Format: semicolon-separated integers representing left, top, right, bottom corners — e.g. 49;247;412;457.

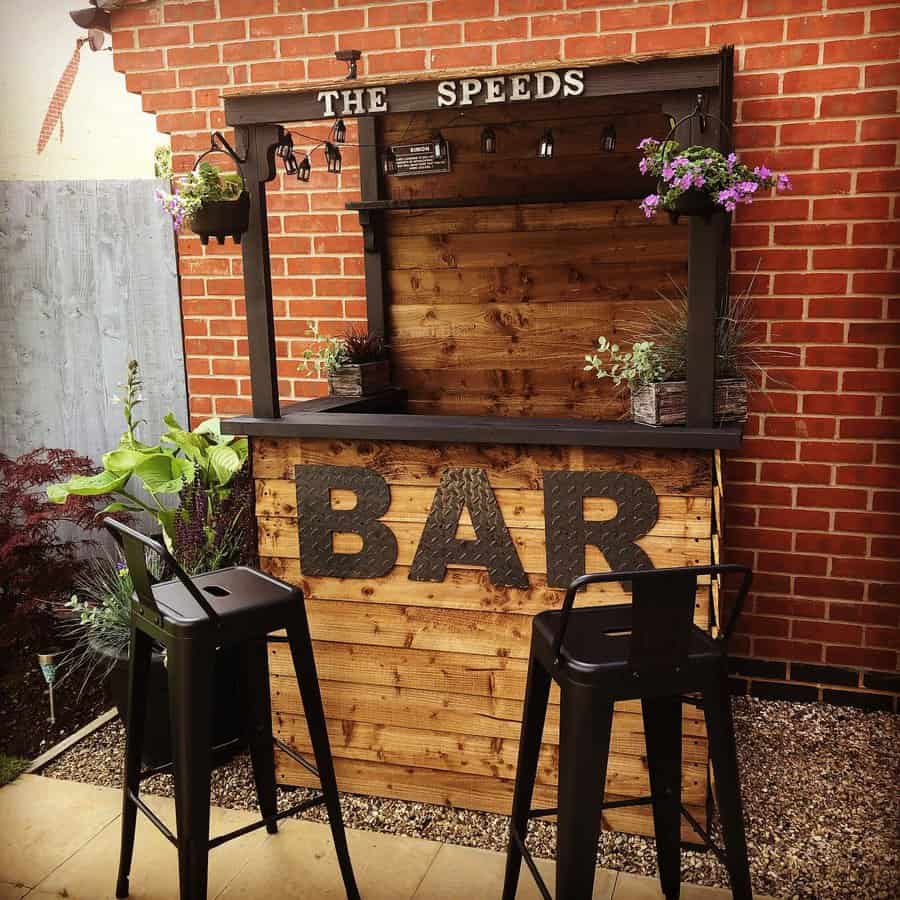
383;146;398;175
480;127;496;154
601;124;617;153
432;131;448;162
297;154;311;182
537;129;554;159
325;142;342;174
334;118;347;143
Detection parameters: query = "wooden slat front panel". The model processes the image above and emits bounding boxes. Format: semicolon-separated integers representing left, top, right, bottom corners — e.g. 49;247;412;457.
254;438;714;838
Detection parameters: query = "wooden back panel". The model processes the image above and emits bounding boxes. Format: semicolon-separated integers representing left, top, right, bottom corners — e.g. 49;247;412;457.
377;96;689;419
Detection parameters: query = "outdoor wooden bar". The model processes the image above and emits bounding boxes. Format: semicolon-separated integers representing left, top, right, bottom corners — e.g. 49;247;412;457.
221;47;738;842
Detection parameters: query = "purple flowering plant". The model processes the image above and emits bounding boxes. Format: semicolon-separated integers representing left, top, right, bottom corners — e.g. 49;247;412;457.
638;138;791;218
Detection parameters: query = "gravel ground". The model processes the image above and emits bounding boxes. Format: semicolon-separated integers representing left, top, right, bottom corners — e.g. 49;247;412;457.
43;696;899;900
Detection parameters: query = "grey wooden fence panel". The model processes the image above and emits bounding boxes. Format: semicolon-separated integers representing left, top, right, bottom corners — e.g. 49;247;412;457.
0;179;187;464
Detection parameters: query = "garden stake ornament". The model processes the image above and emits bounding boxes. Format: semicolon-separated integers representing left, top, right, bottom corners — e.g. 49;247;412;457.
37;650;62;724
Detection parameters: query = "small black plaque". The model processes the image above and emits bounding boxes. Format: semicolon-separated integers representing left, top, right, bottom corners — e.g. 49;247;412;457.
389;141;451;177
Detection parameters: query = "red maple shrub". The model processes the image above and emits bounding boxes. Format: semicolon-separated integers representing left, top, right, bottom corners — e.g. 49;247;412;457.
0;448;104;643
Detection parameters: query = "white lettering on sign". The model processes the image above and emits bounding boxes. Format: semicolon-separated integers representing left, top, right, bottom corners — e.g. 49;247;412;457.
317;69;585;116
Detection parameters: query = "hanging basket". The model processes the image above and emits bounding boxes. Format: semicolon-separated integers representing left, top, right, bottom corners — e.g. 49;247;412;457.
658;95;732;224
189;133;250;245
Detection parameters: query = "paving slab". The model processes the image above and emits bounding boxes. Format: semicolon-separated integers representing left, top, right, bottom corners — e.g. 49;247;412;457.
613;871;779;899
218;818;443;900
412;842;616;899
0;884;29;900
0;775;121;888
34;793;264;900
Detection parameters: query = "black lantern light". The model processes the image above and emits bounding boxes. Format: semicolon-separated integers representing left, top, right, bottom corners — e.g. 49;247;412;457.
432;131;448;162
325;142;342;174
601;123;617;153
283;152;299;176
383;146;398;175
297;154;311;182
334;118;347;143
276;131;293;160
537;129;554;159
480;126;496;154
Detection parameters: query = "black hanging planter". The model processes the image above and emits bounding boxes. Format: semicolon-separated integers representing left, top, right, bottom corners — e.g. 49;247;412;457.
190;190;250;245
189;132;250;246
665;189;720;225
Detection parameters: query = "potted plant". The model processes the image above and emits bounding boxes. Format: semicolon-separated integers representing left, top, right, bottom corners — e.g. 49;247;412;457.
584;279;765;427
302;325;391;397
637;137;791;222
155;139;249;245
48;361;254;764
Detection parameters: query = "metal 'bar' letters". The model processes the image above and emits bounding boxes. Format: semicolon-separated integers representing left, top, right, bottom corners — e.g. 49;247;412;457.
543;471;659;588
409;468;529;588
295;465;398;577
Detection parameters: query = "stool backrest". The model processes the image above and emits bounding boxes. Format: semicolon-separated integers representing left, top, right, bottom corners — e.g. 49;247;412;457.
552;564;752;668
104;517;221;620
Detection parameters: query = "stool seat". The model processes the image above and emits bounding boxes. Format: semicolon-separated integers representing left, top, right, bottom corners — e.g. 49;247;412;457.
151;566;300;627
533;605;720;680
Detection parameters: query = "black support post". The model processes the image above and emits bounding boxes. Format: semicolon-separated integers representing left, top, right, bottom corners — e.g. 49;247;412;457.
356;115;387;338
237;123;283;420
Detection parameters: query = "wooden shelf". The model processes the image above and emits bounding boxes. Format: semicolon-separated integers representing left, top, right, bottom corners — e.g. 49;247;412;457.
346;192;646;212
223;400;743;450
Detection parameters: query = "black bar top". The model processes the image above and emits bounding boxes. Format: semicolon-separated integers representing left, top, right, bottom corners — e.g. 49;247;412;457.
222;391;743;450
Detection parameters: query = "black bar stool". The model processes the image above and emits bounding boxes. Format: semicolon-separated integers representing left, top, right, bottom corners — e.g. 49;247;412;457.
501;564;754;900
106;519;360;900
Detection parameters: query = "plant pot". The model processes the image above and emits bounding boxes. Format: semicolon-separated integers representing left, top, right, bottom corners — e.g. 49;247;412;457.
189;191;250;246
328;360;391;397
631;378;748;426
664;189;721;224
94;640;244;767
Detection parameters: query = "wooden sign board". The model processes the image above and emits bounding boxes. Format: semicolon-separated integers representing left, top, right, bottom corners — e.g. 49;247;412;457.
389;142;451;177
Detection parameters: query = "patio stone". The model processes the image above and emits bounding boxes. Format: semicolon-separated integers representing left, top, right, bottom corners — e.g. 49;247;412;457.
612;871;778;899
0;775;120;887
34;793;265;900
411;843;616;899
0;884;30;900
218;818;443;900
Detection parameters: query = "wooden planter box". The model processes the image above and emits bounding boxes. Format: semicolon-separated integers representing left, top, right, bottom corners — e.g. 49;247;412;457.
328;360;391;397
632;378;748;426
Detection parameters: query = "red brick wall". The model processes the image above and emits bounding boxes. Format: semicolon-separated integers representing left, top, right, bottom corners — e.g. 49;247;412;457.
110;0;899;708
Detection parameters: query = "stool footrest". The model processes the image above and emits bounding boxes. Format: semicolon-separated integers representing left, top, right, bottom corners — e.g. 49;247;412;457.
274;737;319;779
208;794;327;850
511;827;553;900
680;804;728;866
527;795;654;821
128;790;177;846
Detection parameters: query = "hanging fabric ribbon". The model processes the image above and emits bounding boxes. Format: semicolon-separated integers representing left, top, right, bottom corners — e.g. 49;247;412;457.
37;38;85;154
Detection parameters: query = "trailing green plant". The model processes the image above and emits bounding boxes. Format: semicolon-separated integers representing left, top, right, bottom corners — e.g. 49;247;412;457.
584;338;669;390
301;325;387;378
48;361;249;554
155;157;242;231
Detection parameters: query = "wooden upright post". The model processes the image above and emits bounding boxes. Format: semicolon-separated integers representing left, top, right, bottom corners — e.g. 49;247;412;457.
356;116;387;338
237;123;283;419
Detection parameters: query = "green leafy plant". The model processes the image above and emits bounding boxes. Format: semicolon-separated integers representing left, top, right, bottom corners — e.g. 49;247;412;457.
584;338;669;390
48;361;248;547
301;325;386;378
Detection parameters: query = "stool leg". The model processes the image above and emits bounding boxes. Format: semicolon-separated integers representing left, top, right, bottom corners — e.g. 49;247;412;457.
168;638;214;900
703;671;752;900
556;685;614;900
642;696;683;900
286;606;360;900
501;650;552;900
115;626;154;899
241;638;278;834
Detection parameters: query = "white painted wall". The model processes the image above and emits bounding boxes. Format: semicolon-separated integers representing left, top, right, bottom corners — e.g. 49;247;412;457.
0;0;163;181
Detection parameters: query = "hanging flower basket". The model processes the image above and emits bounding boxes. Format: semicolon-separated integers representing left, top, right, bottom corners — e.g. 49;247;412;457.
156;132;250;245
637;96;790;221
